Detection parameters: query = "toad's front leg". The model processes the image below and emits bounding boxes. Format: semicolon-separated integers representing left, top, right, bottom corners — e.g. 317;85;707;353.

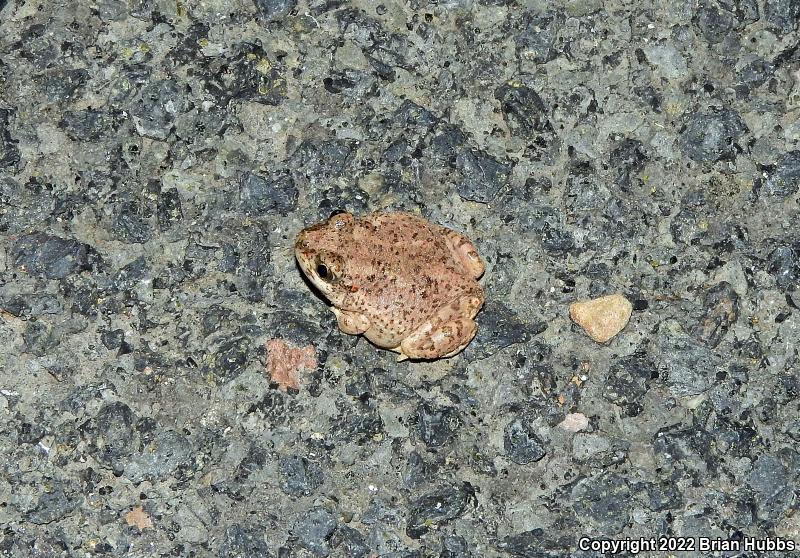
396;294;483;361
332;308;370;335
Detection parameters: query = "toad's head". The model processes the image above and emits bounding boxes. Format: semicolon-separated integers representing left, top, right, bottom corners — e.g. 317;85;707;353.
294;212;357;306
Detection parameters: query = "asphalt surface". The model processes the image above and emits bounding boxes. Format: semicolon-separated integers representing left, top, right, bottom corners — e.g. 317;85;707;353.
0;0;799;557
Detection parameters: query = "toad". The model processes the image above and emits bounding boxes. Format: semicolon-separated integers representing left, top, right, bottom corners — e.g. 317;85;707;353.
295;211;485;360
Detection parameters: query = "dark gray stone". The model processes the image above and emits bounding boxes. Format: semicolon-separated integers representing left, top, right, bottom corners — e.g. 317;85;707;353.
329;525;369;558
331;407;384;444
402;451;438;488
113;256;148;291
290;138;357;180
764;151;800;197
441;535;472;558
736;58;775;90
204;43;287;105
416;402;462;448
747;450;798;520
157;187;183;230
382;137;410;163
234;444;269;481
570;473;633;533
495;82;551;138
515;11;563;65
253;0;296;21
720;0;760;24
59;109;122;141
602;351;656;412
112;198;153;244
497;528;574;558
633;84;663;112
0;294;61;318
100;328;125;350
323;71;358;94
694;2;737;44
64;276;107;317
539;223;576;253
367;55;396;81
35;68;89;102
466;301;547;360
27;485;80;525
658;334;722;396
765;0;800;33
59;383;107;414
429;124;467;161
124;429;194;482
406;484;474;538
0;108;22;171
22;320;61;356
263;311;326;348
767;243;800;290
314;182;371;220
239;171;298;215
205;336;253;383
691;281;739;347
83;402;137;475
504;415;547;464
653;427;716;475
219;525;274;558
279;455;325;496
130;79;186;140
455;149;512;203
670;208;705;245
680;108;747;163
16;419;46;445
393;99;438;131
294;507;338;556
218;244;240;274
11;233;99;279
609;138;648;188
227;227;274;302
712;416;758;457
635;481;683;511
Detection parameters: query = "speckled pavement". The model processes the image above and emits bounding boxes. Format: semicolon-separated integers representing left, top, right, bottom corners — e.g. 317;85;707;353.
0;0;798;556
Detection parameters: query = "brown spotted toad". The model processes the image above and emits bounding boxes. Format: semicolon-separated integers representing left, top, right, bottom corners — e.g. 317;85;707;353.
295;211;485;360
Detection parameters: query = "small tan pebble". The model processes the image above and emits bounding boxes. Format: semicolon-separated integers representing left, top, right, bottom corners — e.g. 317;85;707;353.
265;338;317;391
558;412;590;432
125;506;153;530
569;293;633;343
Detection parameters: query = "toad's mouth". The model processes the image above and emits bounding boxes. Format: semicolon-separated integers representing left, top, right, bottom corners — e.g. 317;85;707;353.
294;249;330;301
294;250;317;283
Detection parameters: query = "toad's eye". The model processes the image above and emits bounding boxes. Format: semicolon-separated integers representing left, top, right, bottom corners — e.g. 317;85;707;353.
316;263;331;280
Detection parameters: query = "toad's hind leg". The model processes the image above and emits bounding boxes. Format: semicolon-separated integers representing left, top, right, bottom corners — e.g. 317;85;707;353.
397;294;482;361
441;228;485;279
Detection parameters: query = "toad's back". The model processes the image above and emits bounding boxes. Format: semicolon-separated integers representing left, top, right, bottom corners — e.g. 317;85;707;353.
340;213;482;342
